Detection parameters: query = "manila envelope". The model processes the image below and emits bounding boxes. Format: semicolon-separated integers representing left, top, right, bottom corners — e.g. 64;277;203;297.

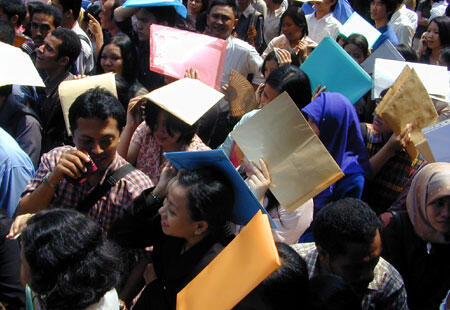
58;73;117;136
375;66;438;159
177;210;281;310
231;92;344;213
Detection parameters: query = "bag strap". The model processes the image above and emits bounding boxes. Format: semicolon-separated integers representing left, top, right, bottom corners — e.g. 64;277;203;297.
77;163;136;213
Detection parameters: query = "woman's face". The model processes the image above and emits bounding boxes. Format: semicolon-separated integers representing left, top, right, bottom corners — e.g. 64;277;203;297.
281;16;303;43
188;0;204;15
344;43;366;64
100;43;123;76
426;21;442;50
427;196;450;233
264;59;279;79
260;83;280;107
158;179;200;239
153;111;182;150
372;114;391;134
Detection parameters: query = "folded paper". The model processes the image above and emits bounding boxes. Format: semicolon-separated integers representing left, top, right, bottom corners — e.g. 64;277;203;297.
177;210;281;310
338;12;381;49
361;39;405;75
143;78;224;125
300;36;372;104
373;58;449;100
123;0;186;18
375;66;438;159
58;73;117;136
228;70;258;118
231;92;344;213
421;119;450;163
0;42;45;88
149;24;226;89
164;150;277;227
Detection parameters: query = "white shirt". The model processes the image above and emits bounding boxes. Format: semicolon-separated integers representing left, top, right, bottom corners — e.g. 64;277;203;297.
400;4;418;30
389;5;416;46
261;34;317;59
430;0;448;20
305;12;341;44
71;21;95;75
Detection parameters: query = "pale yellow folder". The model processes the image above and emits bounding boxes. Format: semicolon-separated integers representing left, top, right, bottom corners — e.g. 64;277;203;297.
143;78;224;125
176;210;281;310
231;92;344;213
375;67;438;160
58;73;117;136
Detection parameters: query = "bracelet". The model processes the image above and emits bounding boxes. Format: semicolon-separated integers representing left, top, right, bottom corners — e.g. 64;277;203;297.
42;172;57;189
151;191;163;204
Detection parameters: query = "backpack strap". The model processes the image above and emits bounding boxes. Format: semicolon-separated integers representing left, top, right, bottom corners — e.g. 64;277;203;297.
77;163;136;213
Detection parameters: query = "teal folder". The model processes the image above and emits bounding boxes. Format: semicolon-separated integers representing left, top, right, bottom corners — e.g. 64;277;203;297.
123;0;187;18
300;36;373;104
164;150;277;228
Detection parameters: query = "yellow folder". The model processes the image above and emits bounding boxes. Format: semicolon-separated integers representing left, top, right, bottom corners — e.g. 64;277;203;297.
176;210;281;310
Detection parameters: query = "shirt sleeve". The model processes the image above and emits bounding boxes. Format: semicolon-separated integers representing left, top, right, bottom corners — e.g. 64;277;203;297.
247;45;264;85
130;122;147;147
15;116;42;169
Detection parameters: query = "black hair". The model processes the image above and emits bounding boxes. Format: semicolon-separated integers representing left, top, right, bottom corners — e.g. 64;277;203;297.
0;0;26;26
395;43;418;62
50;28;81;70
96;34;138;84
69;87;126;133
271;0;284;4
207;0;237;18
261;49;300;76
280;6;308;37
420;16;450;63
57;0;82;20
84;1;102;22
313;198;382;257
0;85;12;98
21;209;121;310
440;46;450;69
343;33;369;58
31;3;62;28
144;100;196;146
143;6;187;28
266;65;312;111
330;0;339;12
0;20;15;44
370;0;398;19
176;167;235;238
308;274;362;310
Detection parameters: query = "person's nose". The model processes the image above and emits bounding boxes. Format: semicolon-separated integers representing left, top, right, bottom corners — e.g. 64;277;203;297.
90;142;103;155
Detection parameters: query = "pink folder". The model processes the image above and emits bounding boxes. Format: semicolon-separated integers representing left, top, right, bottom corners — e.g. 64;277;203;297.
149;24;227;89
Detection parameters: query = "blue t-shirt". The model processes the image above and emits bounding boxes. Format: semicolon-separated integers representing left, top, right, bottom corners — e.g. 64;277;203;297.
372;24;399;51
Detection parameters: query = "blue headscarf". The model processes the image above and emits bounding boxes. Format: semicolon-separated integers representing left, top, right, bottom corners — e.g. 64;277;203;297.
301;0;354;24
302;92;370;177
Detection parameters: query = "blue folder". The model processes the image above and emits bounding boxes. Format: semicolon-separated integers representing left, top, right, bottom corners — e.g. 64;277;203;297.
123;0;187;18
300;36;372;104
164;150;277;228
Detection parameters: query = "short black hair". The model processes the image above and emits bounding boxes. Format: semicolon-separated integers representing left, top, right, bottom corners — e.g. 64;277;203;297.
57;0;82;20
262;49;300;76
51;28;81;70
144;100;196;146
395;43;418;62
207;0;237;18
0;0;26;26
266;65;312;111
0;85;12;98
69;87;126;133
280;6;308;37
22;209;121;310
330;0;338;12
440;46;450;69
31;3;62;28
343;33;369;58
313;198;382;257
143;6;186;28
271;0;284;4
0;20;15;44
370;0;397;19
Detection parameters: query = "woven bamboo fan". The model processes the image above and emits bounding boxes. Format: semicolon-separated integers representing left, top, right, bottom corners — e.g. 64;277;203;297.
228;70;258;117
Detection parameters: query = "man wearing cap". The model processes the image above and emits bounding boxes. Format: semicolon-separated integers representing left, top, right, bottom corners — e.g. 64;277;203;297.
305;0;342;43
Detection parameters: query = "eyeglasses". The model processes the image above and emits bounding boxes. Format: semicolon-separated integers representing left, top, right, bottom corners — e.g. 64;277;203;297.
31;22;51;33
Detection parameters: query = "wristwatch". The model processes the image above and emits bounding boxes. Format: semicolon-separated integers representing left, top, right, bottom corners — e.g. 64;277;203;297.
42;172;58;189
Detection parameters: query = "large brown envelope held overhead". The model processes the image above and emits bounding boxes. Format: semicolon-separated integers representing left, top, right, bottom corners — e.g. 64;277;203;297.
231;92;344;213
228;70;258;118
58;73;117;136
176;210;281;310
375;66;438;160
143;78;224;125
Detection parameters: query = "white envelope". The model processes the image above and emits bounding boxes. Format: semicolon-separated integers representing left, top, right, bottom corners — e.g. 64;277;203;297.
338;12;381;49
422;119;450;163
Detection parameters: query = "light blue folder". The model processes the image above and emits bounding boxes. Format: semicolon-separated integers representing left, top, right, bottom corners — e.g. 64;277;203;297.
300;37;373;104
164;149;277;228
123;0;187;18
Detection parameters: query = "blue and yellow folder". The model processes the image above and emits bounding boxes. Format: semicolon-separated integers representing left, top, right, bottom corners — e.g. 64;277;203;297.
164;149;277;228
300;36;372;104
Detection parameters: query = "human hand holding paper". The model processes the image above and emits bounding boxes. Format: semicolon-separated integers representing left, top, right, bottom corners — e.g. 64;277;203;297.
247;158;271;204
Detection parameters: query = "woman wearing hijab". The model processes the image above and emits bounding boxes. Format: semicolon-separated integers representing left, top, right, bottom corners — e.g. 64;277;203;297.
301;92;371;211
381;162;450;310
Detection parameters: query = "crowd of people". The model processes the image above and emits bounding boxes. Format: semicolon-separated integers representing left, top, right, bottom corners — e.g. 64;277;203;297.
0;0;449;309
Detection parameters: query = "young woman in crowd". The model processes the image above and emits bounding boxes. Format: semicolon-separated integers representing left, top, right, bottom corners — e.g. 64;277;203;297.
117;99;209;185
186;0;208;31
20;209;122;310
301;92;371;211
419;16;450;65
262;6;317;61
342;34;369;65
261;49;300;79
109;164;236;309
381;162;450;309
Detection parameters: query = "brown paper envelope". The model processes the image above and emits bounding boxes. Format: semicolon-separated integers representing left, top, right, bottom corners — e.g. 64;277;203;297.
414;133;435;162
228;70;258;118
176;210;281;310
58;73;117;136
231;92;344;213
375;67;438;159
